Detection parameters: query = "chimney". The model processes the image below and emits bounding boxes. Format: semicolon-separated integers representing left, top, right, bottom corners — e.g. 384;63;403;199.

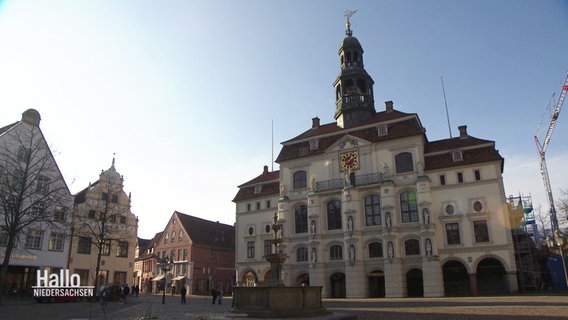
263;165;269;174
385;101;394;113
312;117;320;129
458;125;468;138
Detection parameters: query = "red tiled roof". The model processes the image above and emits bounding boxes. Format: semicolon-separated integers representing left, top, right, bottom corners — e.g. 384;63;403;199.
424;134;504;171
281;109;414;144
175;211;235;250
233;168;280;202
135;232;162;261
276;116;425;162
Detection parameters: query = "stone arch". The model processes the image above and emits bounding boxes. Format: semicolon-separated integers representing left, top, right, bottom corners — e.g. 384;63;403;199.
329;272;346;298
406;268;424;297
368;269;385;298
442;260;471;296
296;273;310;286
241;270;258;287
476;257;508;294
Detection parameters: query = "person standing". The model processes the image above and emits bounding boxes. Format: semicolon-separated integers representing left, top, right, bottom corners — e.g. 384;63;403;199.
217;289;222;305
180;285;187;304
211;288;217;304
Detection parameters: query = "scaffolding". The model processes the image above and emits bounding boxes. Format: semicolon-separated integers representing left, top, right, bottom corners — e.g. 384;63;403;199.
508;194;539;291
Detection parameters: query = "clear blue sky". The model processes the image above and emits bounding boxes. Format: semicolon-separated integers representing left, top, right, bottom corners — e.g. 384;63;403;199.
1;0;567;239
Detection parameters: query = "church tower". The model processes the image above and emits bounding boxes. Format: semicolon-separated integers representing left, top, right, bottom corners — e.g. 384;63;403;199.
333;11;376;128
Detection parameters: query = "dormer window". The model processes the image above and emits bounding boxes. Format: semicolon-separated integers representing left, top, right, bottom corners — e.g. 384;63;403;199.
451;150;463;162
377;125;388;136
309;139;319;150
254;185;262;194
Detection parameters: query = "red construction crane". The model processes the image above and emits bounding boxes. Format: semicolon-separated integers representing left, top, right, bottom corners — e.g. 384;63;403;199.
534;71;568;232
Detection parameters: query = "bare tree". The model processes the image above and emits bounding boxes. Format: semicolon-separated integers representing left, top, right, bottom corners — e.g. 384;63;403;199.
70;162;137;295
557;188;568;231
0;117;72;304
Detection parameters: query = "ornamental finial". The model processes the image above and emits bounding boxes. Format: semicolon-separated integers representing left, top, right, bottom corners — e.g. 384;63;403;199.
344;9;357;36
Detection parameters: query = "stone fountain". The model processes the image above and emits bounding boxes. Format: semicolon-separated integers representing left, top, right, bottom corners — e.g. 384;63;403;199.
231;213;333;318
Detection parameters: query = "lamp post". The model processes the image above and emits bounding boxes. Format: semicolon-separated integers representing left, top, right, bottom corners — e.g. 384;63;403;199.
158;256;173;304
546;230;568;290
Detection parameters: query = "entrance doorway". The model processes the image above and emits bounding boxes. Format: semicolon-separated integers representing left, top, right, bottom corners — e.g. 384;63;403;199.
406;268;423;297
368;270;385;297
330;272;346;298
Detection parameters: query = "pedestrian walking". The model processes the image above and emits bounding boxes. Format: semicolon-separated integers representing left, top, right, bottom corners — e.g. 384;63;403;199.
211;288;218;304
180;285;187;304
217;289;222;305
135;285;140;297
122;284;130;304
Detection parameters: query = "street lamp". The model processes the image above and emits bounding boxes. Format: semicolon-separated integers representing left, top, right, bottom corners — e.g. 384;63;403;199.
158;256;173;304
546;230;568;290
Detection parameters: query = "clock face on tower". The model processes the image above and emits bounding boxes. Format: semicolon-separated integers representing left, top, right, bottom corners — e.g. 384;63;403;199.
339;149;360;171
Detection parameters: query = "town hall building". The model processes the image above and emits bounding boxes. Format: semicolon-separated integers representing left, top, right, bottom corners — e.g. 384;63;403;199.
233;17;518;298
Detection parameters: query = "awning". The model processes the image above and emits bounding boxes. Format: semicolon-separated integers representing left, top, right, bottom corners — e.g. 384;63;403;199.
151;275;165;281
172;275;186;281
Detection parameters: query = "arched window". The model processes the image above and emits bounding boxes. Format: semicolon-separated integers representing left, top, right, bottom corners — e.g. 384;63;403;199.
395;152;414;173
330;244;343;260
295;204;308;234
171;231;175;243
178;230;183;242
400;191;418;223
327;200;342;230
404;239;420;256
364;195;381;226
368;242;383;258
293;171;307;189
296;247;308;262
164;233;168;244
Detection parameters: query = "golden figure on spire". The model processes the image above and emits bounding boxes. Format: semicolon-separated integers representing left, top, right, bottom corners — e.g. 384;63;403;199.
344;9;357;36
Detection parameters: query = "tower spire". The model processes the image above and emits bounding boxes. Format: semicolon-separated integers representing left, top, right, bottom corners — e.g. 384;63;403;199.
334;9;376;129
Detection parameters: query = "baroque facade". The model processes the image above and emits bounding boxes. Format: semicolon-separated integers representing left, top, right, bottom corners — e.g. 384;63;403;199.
234;19;518;298
68;160;138;288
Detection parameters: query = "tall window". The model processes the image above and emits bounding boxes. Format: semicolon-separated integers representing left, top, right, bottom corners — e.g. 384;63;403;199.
457;172;464;183
25;229;43;249
53;206;66;222
368;242;383;258
395;152;413;173
327;200;342;230
171;232;176;243
474;170;481;181
330;245;343;260
446;223;461;245
474;220;489;242
116;241;128;257
404;239;420;255
247;241;255;259
0;231;8;246
36;176;50;194
400;191;418;222
364;195;381;226
101;239;111;256
440;174;446;186
295;205;308;233
178;230;183;242
293;171;307;189
17;146;30;161
78;236;91;254
264;240;272;256
113;271;127;285
48;232;65;251
296;247;308;262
